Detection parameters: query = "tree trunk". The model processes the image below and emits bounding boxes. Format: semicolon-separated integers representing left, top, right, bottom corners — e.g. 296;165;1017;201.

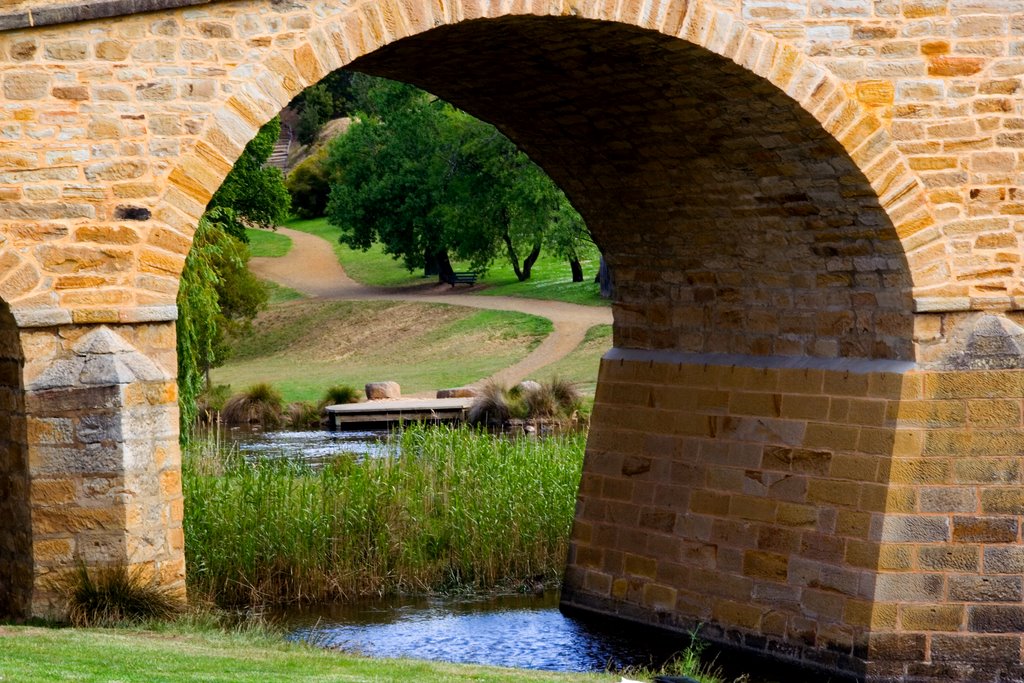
502;231;524;281
596;255;614;298
434;249;455;284
423;247;439;277
521;241;542;281
569;257;584;282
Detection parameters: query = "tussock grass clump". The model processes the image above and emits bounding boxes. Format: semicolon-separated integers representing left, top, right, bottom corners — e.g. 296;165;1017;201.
183;424;586;606
60;563;183;627
287;401;321;429
320;384;362;406
467;381;513;425
222;383;285;429
471;377;582;425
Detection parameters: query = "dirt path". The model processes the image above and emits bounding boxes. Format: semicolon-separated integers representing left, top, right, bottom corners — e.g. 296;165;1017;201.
250;227;612;391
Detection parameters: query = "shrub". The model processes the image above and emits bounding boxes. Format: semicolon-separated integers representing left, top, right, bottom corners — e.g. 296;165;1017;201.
549;376;582;416
468;381;511;425
61;563;182;627
320;384;362;407
222;383;285;429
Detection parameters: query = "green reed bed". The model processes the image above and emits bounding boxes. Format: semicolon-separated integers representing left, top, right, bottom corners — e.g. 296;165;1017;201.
183;425;586;606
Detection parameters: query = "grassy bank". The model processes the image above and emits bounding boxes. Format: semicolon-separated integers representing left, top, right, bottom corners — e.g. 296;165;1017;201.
285;217;607;306
184;425;585;605
542;325;612;396
0;625;612;682
212;300;551;403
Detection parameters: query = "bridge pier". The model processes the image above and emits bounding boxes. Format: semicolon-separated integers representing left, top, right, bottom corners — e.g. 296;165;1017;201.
565;313;1024;682
1;320;185;618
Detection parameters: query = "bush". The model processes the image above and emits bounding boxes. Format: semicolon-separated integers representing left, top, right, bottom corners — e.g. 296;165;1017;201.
285;150;332;218
467;381;512;425
320;384;362;407
470;377;582;425
60;563;183;627
222;383;285;429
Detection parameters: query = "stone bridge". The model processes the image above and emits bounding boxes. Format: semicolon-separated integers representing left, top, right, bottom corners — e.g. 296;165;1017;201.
2;0;1024;680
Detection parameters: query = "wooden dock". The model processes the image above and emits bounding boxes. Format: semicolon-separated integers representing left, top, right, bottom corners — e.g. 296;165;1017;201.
324;397;475;430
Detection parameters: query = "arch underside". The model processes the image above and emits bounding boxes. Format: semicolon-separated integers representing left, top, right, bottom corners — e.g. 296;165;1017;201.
0;299;29;617
351;16;914;362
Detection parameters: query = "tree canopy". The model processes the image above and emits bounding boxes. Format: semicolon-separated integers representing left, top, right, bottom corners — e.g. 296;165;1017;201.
207;116;292;241
324;75;590;281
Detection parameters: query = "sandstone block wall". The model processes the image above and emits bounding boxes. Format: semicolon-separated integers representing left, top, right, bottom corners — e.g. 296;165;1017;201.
564;352;1024;681
20;321;184;616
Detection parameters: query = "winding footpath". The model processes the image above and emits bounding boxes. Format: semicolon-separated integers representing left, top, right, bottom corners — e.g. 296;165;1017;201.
250;227;613;390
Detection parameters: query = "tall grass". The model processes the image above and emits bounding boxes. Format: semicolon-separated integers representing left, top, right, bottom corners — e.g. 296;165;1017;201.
183;424;586;606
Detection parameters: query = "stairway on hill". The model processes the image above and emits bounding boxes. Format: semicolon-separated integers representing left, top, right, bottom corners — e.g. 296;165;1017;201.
266;122;292;171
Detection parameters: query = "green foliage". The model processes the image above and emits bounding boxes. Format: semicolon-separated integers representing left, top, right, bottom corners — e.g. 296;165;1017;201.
296;84;337;145
285;149;332;218
208;116;291;240
177;211;268;437
183;424;585;605
621;628;749;683
59;563;183;627
179;119;285;439
325;75;590;281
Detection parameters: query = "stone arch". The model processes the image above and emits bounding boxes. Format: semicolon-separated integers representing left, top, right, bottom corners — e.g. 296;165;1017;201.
0;298;30;617
154;0;941;324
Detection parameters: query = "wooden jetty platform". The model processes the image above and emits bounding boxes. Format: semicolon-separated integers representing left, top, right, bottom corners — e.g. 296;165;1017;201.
324;397;475;430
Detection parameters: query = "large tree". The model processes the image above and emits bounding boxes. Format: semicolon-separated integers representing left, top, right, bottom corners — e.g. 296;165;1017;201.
325;75;589;282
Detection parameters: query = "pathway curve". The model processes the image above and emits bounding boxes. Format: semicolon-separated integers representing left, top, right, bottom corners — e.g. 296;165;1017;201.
250;227;613;391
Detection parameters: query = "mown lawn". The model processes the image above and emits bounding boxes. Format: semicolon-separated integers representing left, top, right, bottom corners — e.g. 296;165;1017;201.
284;217;608;305
0;626;612;683
245;227;293;258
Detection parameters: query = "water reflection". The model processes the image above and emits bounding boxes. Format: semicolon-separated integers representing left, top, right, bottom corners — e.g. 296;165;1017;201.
282;592;688;673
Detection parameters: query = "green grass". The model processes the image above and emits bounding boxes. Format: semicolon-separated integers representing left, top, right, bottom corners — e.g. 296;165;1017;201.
212;300;552;403
539;325;613;396
184;425;586;605
0;625;611;682
262;280;304;304
284;217;426;287
245;228;293;258
284;217;608;305
475;253;605;306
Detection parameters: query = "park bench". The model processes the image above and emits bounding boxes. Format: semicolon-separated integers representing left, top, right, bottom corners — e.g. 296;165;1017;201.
446;271;478;287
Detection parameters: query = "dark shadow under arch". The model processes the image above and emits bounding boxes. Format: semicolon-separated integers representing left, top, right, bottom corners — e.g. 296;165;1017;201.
349;15;914;361
0;299;29;618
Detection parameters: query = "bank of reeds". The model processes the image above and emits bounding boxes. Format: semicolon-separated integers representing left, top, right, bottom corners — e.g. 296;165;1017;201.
183;424;586;606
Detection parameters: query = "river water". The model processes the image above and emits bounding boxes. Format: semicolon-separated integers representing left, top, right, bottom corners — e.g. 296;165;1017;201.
279;591;690;673
233;429;779;680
